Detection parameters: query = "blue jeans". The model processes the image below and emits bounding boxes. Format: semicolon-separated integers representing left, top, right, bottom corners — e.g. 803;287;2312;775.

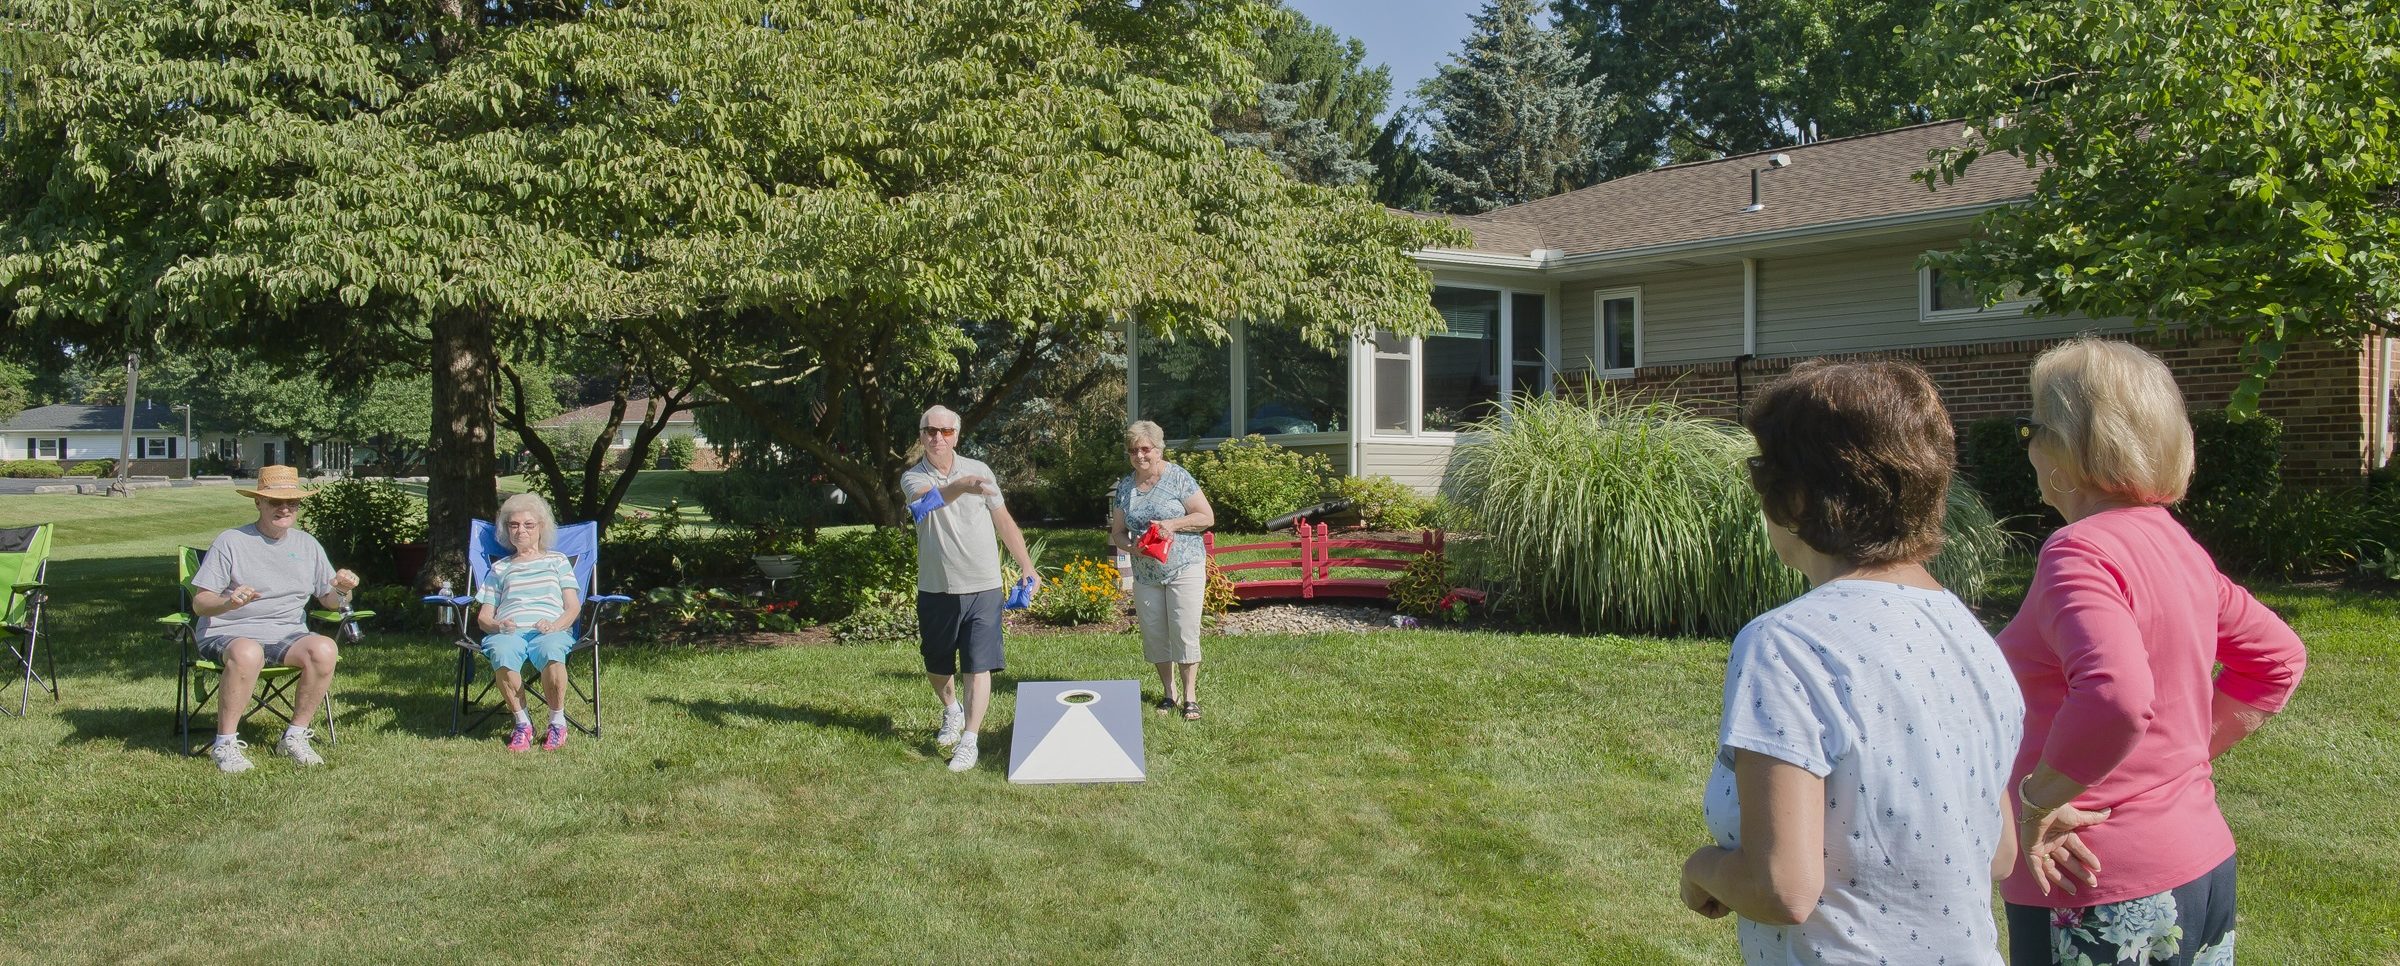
481;628;575;675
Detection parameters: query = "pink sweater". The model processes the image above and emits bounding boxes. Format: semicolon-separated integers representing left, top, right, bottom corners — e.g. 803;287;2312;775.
1996;506;2306;907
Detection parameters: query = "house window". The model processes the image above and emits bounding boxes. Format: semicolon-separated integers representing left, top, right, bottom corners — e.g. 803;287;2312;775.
139;437;173;459
32;438;60;459
1370;330;1413;435
1423;286;1505;432
1920;262;2031;321
1595;289;1641;376
1510;292;1550;400
1242;323;1346;436
1135;328;1234;441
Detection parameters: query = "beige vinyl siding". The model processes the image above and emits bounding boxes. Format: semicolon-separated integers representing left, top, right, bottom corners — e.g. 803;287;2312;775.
1355;440;1460;494
1639;265;1746;365
1558;265;1745;374
1758;242;2124;357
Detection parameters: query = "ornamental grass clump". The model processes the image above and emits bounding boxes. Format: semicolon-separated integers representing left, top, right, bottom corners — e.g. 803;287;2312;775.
1443;391;2007;637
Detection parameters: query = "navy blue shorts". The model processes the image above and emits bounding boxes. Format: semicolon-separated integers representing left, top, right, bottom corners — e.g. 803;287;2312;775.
917;589;1005;675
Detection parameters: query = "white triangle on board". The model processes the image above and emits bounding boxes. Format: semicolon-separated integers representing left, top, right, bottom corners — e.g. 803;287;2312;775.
1010;704;1144;784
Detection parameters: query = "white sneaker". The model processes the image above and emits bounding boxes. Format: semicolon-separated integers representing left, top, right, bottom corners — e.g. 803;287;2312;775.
274;729;325;767
934;704;965;749
210;739;254;774
947;734;979;773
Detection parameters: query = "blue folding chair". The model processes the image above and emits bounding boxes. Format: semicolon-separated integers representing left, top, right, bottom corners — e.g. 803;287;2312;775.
423;520;632;737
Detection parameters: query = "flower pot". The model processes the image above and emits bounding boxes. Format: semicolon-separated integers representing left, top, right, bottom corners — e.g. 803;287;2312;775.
752;554;804;580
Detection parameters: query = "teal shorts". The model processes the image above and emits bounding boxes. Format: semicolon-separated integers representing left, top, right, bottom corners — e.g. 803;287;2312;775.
481;628;575;674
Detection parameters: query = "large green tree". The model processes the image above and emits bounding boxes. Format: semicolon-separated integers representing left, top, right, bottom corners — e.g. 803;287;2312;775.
1551;0;1938;176
1218;7;1393;188
1418;0;1622;213
1917;0;2400;410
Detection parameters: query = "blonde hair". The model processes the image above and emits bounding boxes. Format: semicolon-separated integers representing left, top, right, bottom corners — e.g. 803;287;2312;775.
2028;338;2194;504
494;492;560;554
1124;420;1166;451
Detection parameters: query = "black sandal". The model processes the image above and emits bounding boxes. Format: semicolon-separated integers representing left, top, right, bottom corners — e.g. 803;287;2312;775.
1155;697;1178;715
1181;700;1202;721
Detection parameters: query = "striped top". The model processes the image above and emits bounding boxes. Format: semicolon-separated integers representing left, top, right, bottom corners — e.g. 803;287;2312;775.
475;552;579;627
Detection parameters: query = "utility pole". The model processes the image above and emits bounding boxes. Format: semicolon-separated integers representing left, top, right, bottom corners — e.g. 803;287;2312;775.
112;351;139;497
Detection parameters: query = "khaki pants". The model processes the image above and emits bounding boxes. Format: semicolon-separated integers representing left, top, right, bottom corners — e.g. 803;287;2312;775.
1133;572;1205;664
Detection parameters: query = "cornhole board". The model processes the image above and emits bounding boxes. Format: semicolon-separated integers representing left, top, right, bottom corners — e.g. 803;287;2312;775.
1007;680;1147;784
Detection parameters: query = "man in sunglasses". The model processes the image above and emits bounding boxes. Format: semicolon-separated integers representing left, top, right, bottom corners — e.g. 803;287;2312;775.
189;465;362;773
901;406;1040;774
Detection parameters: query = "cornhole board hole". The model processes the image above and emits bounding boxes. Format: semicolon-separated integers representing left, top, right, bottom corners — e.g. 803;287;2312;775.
1007;680;1146;784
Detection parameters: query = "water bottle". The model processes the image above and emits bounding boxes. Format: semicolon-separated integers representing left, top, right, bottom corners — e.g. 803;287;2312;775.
436;579;454;627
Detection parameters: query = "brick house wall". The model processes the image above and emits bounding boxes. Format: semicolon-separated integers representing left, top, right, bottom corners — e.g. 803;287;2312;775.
1571;332;2390;485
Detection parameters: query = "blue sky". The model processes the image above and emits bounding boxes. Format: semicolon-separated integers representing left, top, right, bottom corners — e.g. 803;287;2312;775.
1284;0;1538;114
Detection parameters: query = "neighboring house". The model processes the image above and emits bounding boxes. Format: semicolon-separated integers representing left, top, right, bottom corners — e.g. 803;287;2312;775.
196;435;354;477
1131;120;2396;490
531;398;720;470
0;402;196;477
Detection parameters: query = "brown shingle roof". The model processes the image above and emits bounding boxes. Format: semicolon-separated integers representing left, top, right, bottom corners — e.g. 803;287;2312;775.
1422;121;2039;258
534;398;700;428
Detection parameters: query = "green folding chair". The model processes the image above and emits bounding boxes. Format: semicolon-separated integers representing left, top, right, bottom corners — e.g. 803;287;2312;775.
2;524;56;718
158;545;346;755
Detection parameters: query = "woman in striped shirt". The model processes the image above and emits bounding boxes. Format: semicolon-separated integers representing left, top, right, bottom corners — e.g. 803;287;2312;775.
476;493;583;752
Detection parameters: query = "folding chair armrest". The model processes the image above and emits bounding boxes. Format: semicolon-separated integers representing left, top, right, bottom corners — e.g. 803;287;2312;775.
11;581;41;591
308;608;377;622
590;594;633;606
420;595;474;607
157;613;192;626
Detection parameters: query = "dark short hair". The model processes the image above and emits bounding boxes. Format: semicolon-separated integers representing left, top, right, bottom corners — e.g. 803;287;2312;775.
1743;359;1955;566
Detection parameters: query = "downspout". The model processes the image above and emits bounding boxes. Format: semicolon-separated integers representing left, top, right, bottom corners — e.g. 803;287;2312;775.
2375;331;2394;470
1739;257;1760;408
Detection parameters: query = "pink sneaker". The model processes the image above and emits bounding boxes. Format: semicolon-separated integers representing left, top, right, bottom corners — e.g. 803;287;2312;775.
505;722;533;752
542;723;568;751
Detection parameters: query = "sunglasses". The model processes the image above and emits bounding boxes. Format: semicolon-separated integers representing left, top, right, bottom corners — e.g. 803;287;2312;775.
2013;417;2043;449
920;426;958;438
262;499;303;510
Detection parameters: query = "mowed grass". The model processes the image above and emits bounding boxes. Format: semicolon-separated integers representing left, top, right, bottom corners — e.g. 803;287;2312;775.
0;488;2395;963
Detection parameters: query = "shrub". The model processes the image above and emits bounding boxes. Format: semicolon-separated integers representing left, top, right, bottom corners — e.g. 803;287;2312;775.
604;502;755;591
300;479;426;567
1004;405;1131;525
1441;391;2010;637
1202;558;1238;622
2172;410;2397;579
1957;417;2053;540
66;459;115;477
659;436;697;470
1034;556;1124;625
0;460;61;479
194;453;238;476
687;465;847;552
797;526;918;622
1388;551;1454;619
1331;474;1435;531
1181;435;1331;531
832;589;918;643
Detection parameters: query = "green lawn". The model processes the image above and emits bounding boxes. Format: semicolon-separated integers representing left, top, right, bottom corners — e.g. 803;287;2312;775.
0;488;2394;963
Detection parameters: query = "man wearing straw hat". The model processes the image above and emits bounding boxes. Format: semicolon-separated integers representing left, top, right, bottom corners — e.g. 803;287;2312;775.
190;465;362;773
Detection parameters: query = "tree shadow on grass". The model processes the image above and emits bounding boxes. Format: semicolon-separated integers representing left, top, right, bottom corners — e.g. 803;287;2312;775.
55;705;191;755
649;696;900;743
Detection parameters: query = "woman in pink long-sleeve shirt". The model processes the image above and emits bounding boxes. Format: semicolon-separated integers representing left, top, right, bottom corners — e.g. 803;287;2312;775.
2000;339;2307;966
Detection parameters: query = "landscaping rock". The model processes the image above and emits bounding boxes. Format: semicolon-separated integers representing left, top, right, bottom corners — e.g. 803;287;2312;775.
1216;602;1396;636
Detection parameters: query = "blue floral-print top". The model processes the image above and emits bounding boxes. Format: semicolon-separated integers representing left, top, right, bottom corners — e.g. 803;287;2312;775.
1112;463;1204;585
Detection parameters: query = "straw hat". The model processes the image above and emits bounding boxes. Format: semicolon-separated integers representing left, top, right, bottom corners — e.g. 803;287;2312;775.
235;465;315;501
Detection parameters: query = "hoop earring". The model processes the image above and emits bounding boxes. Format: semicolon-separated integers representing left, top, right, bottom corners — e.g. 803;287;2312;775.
2042;469;2079;495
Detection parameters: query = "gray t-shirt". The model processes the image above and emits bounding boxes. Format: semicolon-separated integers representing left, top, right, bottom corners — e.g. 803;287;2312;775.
901;455;1005;595
191;524;336;641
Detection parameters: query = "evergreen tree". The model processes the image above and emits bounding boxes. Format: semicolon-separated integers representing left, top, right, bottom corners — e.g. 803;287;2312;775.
1418;0;1621;213
1217;7;1392;187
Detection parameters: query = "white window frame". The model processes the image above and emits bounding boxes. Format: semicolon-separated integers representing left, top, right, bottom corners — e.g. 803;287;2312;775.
1919;261;2033;323
139;436;173;459
33;438;60;459
1372;281;1558;439
1591;287;1644;379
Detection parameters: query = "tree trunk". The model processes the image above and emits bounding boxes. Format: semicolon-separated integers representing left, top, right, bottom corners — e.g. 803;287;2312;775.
423;309;500;590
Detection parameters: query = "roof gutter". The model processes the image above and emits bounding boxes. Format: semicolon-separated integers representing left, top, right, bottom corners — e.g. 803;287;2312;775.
1412;201;2016;272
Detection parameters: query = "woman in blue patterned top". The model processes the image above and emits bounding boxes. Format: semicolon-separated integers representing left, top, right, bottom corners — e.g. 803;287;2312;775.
474;492;583;752
1109;420;1216;720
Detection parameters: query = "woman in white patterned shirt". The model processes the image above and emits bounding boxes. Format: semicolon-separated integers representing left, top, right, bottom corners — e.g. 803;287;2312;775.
475;493;583;752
